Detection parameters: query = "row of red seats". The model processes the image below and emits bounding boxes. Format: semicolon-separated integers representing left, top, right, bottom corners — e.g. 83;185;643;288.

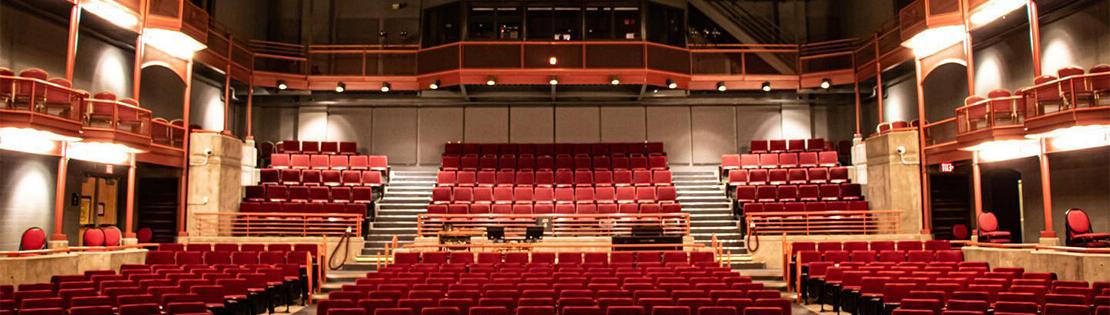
436;170;674;188
801;249;965;264
145;250;312;266
743;201;868;213
246;185;375;203
156;242;320;254
271;154;388;170
431;186;678;205
726;167;849;186
1021;65;1110;109
276;139;358;155
749;139;827;153
321;298;786;315
394;251;715;266
721;152;838;170
791;240;950;254
445;143;666;157
240;201;366;214
442;154;668;171
735;183;862;203
427;202;681;215
260;168;384;187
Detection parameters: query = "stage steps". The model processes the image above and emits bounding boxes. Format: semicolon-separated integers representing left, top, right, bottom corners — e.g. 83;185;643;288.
362;168;436;256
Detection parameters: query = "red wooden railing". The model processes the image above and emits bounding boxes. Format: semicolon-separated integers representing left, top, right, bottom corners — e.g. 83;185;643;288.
745;210;902;235
416;212;691;238
191;212;364;237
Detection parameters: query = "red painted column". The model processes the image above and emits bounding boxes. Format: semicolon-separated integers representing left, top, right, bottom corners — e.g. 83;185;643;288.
853;54;861;137
972;150;983;221
124;153;137;238
51;142;70;241
874;34;885;125
178;59;194;237
913;59;932;234
64;3;81;82
246;81;254;140
1038;138;1055;238
1027;0;1043;77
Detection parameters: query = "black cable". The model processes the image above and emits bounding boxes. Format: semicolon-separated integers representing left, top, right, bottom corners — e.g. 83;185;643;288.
328;227;352;270
746;221;760;252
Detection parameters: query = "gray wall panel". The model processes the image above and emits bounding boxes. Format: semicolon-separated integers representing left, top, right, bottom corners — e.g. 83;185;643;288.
646;107;692;165
510;107;554;143
555;107;601;143
464;107;509;142
372;108;418;164
419;107;464;164
600;107;647;142
691;107;736;164
736;106;781;152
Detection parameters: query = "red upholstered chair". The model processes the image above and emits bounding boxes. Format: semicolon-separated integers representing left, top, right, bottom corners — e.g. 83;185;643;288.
1064;208;1110;247
20;227;47;251
977;212;1011;243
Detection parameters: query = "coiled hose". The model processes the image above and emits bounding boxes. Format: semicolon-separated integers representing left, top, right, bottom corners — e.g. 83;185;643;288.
328;227;352;270
745;221;760;252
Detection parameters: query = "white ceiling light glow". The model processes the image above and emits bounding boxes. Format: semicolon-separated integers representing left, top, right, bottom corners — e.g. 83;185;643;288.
68;142;140;165
0;128;70;155
1043;125;1110;152
963;139;1040;162
143;28;207;60
970;0;1027;27
84;0;139;29
902;25;965;58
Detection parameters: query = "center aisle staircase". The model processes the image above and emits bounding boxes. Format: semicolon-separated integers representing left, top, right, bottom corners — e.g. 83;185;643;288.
364;168;437;256
672;166;786;292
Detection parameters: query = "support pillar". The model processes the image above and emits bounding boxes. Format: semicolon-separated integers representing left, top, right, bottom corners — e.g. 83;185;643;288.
972;150;983;220
1027;0;1042;77
865;130;924;234
50;142;70;247
124;153;137;239
63;3;81;82
178;60;194;238
1037;138;1057;245
874;34;885;124
913;59;932;234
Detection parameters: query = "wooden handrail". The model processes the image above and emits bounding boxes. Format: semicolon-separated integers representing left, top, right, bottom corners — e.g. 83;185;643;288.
416;212;691;238
191;212;364;237
746;210;902;235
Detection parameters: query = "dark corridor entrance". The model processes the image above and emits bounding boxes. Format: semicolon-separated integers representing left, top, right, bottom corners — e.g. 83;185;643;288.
136;177;179;243
930;171;972;240
982;169;1022;242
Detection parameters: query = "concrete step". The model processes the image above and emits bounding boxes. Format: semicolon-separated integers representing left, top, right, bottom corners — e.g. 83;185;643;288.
374;215;419;222
372;221;418;228
381;196;432;202
739;268;785;281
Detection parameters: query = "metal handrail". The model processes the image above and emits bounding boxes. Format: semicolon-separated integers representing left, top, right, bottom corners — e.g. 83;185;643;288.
745;210;902;235
416;212;691;238
191;212;364;237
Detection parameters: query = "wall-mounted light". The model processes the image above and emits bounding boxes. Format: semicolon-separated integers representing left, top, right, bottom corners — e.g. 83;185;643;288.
276;80;288;90
610;77;621;85
716;82;727;92
820;78;832;89
666;79;677;89
429;80;441;90
143;28;207;60
549;77;559;85
486;77;497;86
380;82;391;92
548;57;558;65
335;82;346;93
761;81;772;92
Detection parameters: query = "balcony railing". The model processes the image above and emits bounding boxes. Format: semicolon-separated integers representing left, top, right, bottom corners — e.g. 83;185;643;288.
150;118;186;150
83;98;153;140
1021;71;1110;119
924;117;958;147
956;95;1025;134
745;210;902;235
0;75;85;123
416;213;691;238
191;212;364;237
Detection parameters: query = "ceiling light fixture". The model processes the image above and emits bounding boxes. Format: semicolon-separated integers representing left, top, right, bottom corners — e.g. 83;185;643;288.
549;77;559;85
380;82;391;92
666;79;677;89
143;28;207;60
610;77;620;85
429;80;441;90
761;81;772;92
335;82;346;93
486;77;496;86
548;57;558;65
820;78;832;89
276;80;288;90
902;25;965;58
716;82;727;92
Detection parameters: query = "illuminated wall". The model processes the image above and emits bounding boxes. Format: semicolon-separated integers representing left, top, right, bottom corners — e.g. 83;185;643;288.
0;151;58;250
251;103;854;166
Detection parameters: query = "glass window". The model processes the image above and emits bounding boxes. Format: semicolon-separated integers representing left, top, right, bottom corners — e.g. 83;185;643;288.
646;2;684;46
586;6;640;40
422;2;461;46
496;7;522;40
469;7;496;40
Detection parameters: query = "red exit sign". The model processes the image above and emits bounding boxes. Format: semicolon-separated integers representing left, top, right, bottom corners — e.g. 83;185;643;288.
940;162;955;173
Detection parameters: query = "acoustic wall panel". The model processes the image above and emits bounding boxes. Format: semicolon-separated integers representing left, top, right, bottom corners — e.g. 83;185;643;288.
464;107;509;142
691;106;736;164
372;108;418;164
555;107;600;143
327;107;373;154
600;107;647;142
646;107;692;165
782;104;813;140
736;106;781;153
510;107;554;143
419;107;464;165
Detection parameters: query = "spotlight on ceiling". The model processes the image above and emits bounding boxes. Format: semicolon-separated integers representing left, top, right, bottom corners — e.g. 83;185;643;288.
380;82;391;92
276;80;288;90
549;77;559;86
761;81;772;92
610;76;620;85
716;82;727;92
486;77;496;86
666;79;677;89
820;78;832;89
548;57;558;65
429;80;441;90
335;82;346;93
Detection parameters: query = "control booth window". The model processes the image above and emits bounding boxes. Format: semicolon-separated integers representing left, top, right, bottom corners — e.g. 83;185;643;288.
527;7;583;41
586;5;640;40
468;6;522;40
423;2;462;47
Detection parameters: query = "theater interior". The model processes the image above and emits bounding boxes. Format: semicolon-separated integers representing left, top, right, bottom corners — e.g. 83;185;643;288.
0;0;1107;315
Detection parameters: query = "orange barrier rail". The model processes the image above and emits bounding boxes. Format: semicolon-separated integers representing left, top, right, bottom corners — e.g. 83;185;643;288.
150;118;186;149
0;244;150;258
924;117;958;147
745;210;902;235
956;95;1025;134
0;74;86;127
416;213;691;238
1021;71;1110;120
191;212;364;237
83;98;153;139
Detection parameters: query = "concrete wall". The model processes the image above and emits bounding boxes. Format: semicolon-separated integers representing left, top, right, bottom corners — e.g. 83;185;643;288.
250;103;854;166
0;151;59;250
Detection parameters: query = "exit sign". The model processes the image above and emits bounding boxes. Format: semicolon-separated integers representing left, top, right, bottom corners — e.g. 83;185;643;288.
940;162;955;173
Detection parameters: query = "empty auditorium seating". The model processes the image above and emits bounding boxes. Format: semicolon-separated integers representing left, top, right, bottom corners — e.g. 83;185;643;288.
438;143;667;172
244;140;384;216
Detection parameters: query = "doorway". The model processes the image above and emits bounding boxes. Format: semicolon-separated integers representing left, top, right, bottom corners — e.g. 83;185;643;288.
929;169;973;240
982;169;1023;242
78;176;121;245
136;177;179;243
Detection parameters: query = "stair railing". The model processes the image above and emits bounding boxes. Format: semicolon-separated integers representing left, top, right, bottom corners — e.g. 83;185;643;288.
709;0;792;44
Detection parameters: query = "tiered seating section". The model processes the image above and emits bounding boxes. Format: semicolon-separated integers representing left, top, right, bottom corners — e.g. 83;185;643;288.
722;139;868;214
792;240;1109;315
319;251;792;315
242;140;387;215
0;243;319;315
432;143;680;215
